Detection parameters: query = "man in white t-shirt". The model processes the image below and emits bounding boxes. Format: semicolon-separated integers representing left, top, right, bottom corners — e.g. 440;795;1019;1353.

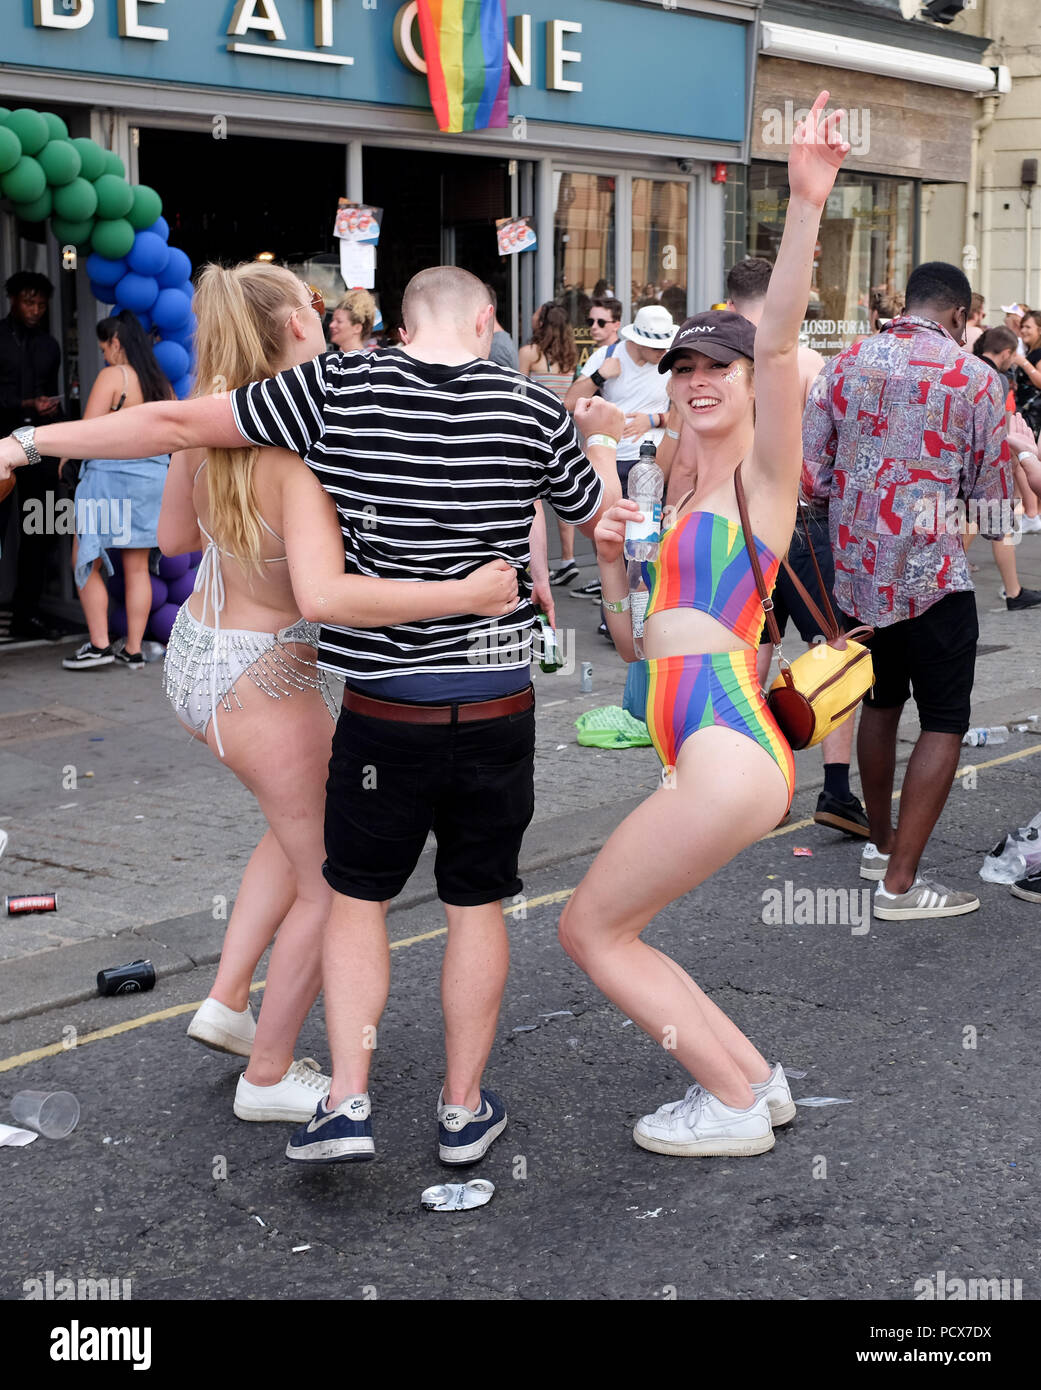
564;305;675;603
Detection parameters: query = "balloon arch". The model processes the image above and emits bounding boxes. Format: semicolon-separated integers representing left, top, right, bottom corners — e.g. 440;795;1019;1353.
1;105;199;641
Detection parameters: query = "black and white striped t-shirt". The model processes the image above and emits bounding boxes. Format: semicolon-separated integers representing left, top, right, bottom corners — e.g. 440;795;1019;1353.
230;348;603;681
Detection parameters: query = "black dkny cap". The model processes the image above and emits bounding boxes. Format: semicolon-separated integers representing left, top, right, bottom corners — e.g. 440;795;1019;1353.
658;310;756;374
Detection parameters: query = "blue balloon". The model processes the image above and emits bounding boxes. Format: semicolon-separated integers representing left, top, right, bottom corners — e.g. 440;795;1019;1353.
151;287;192;331
135;311;153;333
172;372;194;400
86;252;127;287
90;279;117;304
127;230;170;277
147;215;170;241
158;314;196;347
153;339;190;382
156;246;191;289
114;271;159;314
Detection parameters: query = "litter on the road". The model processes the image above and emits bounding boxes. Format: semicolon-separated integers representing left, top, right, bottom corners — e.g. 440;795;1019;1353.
0;1123;37;1148
252;1216;266;1227
292;1245;311;1252
539;1010;575;1020
10;1090;79;1139
784;1068;808;1079
97;959;156;996
793;847;813;857
422;1179;494;1211
794;1097;853;1107
0;828;7;861
512;1024;538;1033
6;893;57;916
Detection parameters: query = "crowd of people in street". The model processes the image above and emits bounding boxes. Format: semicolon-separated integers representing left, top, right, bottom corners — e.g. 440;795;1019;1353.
3;90;1041;1170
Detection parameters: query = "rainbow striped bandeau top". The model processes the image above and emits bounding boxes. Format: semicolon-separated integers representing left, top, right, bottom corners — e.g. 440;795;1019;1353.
642;509;780;649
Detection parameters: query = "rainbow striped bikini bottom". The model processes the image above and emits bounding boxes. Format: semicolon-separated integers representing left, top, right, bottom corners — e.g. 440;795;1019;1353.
642;650;795;810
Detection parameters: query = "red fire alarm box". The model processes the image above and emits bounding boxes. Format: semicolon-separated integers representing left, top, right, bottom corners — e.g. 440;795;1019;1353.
712;163;728;184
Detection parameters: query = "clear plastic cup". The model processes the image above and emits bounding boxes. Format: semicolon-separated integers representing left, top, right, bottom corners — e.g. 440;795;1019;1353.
9;1090;80;1139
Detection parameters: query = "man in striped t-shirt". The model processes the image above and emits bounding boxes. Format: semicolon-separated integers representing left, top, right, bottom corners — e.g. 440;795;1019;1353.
232;268;622;1165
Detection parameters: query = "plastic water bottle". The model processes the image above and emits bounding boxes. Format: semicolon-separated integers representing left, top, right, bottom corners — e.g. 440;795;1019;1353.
628;559;649;660
962;726;1009;746
624;441;664;562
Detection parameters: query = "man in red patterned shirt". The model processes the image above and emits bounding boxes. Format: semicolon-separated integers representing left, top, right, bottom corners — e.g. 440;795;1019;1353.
802;262;1015;921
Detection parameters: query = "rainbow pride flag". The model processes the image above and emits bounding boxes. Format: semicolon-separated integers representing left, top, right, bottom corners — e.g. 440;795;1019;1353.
416;0;510;133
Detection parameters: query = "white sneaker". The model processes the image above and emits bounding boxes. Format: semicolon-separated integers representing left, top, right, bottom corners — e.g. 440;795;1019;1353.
633;1088;774;1156
187;996;256;1057
860;842;890;881
751;1062;796;1126
1019;514;1041;534
234;1058;331;1122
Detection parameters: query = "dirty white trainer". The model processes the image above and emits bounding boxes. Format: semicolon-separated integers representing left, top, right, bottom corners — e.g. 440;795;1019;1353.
750;1062;797;1126
859;842;890;881
234;1058;331;1122
873;876;980;920
187;996;256;1057
633;1088;774;1157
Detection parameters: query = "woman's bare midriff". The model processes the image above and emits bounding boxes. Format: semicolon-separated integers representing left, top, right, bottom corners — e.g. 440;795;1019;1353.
643;607;755;661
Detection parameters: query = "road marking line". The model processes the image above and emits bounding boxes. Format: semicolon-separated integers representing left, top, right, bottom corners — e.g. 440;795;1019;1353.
1;751;1035;1075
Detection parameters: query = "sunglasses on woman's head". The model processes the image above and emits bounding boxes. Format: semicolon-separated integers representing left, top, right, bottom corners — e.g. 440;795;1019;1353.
284;287;325;328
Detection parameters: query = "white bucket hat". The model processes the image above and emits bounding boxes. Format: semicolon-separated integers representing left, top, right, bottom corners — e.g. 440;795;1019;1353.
619;304;677;350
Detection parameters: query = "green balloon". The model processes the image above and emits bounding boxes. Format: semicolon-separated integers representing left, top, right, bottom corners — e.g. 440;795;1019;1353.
13;187;53;222
0;108;10;123
91;217;135;260
102;151;125;178
41;112;69;142
93;172;134;220
0;126;21;176
37;139;82;188
0;156;47;205
70;137;106;183
52;216;96;247
4;109;48;156
53;176;98;221
128;184;163;231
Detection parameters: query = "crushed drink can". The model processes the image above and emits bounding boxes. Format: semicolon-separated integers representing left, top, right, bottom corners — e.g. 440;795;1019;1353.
6;893;57;916
421;1179;495;1211
97;959;157;996
579;661;593;693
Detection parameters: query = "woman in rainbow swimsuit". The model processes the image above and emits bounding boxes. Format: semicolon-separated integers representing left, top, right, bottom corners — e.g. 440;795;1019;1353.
558;93;850;1158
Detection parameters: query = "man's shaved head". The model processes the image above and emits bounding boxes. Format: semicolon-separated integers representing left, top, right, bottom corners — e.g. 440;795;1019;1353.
401;266;493;335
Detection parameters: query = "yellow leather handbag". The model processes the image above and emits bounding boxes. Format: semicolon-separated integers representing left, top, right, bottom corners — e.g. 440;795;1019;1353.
736;467;874;751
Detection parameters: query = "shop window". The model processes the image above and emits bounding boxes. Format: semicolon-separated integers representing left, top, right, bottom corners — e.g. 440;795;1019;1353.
748;164;915;357
553;172;616;330
631;179;688;324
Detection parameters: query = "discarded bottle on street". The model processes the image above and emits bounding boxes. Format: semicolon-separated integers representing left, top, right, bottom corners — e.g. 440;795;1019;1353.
421;1179;495;1211
535;610;562;673
962;726;1009;747
624;441;664;562
628;558;650;660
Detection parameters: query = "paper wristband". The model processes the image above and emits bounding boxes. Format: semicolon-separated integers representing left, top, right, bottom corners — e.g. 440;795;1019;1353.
586;434;618;450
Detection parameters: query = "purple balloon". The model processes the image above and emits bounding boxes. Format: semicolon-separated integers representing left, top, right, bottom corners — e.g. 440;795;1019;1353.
153;339;190;383
152;287;192;332
108;603;128;639
86;252;127;286
114;271;159;314
148;601;180;644
165;570;197;605
156;246;191;289
156;551;190;581
127;230;170;278
149;575;169;610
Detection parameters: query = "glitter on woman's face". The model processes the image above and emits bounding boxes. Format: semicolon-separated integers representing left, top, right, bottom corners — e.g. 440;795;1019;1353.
722;365;743;383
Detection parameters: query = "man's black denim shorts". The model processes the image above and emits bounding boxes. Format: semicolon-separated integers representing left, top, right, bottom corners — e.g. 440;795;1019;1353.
323;695;536;906
844;590;978;736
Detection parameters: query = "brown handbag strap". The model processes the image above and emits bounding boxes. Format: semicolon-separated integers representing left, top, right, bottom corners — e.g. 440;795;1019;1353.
782;507;841;641
733;463;786;664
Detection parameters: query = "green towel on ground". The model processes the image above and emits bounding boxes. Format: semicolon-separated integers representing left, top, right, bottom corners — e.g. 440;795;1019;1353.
575;705;653;749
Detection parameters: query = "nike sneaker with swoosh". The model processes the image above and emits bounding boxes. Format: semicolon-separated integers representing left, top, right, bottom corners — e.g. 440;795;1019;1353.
285;1092;375;1164
437;1088;507;1165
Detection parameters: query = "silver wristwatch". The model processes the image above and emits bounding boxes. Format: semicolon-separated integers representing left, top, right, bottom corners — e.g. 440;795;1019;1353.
12;426;41;467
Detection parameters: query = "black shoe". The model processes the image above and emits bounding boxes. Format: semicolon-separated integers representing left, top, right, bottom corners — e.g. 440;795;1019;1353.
571;579;602;601
813;790;870;838
9;613;63;642
1007;586;1041;610
549;561;579;586
1010;871;1041;903
114;647;146;668
62;641;115;670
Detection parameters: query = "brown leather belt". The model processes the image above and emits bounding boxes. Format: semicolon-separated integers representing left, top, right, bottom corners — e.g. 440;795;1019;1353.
343;685;535;725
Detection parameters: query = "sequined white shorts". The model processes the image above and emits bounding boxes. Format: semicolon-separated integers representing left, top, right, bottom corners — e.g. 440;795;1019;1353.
163;603;336;740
